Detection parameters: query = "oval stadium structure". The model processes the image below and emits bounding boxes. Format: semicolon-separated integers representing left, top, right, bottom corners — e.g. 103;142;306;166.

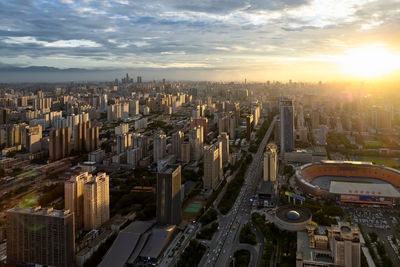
296;160;400;205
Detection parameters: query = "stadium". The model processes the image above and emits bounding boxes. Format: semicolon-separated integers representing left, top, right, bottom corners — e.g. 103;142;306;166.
296;160;400;205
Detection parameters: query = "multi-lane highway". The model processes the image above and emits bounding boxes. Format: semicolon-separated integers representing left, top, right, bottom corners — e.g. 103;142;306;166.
201;116;278;267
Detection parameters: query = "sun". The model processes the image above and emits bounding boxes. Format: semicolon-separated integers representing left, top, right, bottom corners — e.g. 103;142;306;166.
340;44;400;78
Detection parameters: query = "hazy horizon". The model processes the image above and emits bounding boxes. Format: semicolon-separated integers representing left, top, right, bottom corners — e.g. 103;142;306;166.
0;0;400;82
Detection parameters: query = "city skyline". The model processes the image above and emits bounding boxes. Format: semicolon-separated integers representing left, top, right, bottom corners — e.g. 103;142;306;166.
0;0;400;82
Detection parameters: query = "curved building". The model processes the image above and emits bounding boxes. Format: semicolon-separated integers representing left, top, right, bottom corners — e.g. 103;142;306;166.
274;205;312;231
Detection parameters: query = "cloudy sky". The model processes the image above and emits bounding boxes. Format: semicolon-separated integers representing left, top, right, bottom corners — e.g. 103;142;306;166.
0;0;400;82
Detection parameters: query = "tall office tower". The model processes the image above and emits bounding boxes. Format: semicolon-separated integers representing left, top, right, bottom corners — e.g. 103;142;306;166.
24;124;42;153
311;109;320;129
129;99;139;116
251;104;261;127
328;222;360;267
263;143;277;182
203;144;222;191
137;76;142;83
126;73;131;83
246;114;253;141
49;127;70;161
115;123;129;135
181;142;190;163
189;126;203;161
65;172;91;230
83;172;110;230
218;132;230;165
280;99;294;154
190;117;208;141
153;131;167;163
0;108;9;124
6;207;75;267
156;165;182;225
74;121;99;153
218;114;229;134
171;131;184;158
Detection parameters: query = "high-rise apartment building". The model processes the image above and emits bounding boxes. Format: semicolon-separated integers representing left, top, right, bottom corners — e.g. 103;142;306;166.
74;121;99;153
190;117;208;141
203;143;223;191
181;142;191;163
49;127;70;161
24;124;42;153
189;126;203;161
129;99;139;116
83;172;110;230
171;131;184;158
6;207;75;267
218;132;229;165
65;172;91;230
280;99;294;154
153;131;167;163
156;165;182;225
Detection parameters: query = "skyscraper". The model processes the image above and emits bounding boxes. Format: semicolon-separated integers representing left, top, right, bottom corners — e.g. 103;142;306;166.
6;207;75;267
157;165;182;225
218;132;230;165
246;114;253;141
153;131;167;163
203;143;223;191
263;143;277;182
171;131;184;158
83;172;110;230
280;99;294;154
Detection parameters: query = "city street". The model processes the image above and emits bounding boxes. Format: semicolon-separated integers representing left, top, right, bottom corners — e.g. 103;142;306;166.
199;116;277;267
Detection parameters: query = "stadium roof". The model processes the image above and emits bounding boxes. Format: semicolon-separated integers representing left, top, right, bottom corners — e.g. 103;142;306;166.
321;160;373;165
329;182;400;198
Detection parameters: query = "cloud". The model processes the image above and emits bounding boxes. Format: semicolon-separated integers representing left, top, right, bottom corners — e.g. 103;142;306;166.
0;0;398;78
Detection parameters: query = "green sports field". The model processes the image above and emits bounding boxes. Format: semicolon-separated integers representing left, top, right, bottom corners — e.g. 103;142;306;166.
182;200;204;219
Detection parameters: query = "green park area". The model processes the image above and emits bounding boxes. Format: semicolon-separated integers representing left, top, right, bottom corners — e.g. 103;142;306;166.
16;169;40;179
360;157;400;168
18;193;39;209
364;140;384;149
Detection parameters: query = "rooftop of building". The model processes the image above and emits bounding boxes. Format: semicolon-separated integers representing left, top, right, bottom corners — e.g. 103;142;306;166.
7;206;72;218
329;181;400;198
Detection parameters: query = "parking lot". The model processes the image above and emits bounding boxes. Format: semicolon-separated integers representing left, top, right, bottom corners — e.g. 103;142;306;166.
343;205;400;266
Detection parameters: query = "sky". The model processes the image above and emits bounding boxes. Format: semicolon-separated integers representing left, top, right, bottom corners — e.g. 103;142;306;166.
0;0;400;82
